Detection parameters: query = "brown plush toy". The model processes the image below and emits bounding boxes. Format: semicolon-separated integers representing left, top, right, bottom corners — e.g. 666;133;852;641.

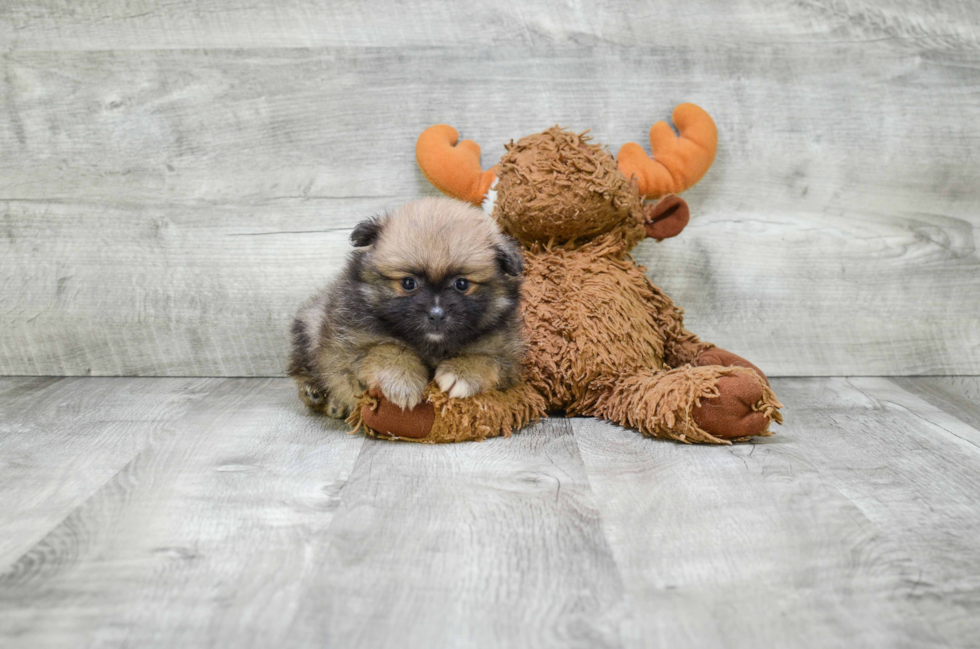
348;104;782;444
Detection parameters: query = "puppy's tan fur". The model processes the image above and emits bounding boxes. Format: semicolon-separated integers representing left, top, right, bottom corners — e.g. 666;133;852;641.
289;197;525;418
371;198;500;282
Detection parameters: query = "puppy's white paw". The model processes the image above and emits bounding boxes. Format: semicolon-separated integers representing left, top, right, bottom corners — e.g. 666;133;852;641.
435;370;481;399
374;369;426;410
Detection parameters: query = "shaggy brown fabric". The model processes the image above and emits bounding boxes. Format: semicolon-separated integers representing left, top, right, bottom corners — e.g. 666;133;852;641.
517;232;717;410
588;365;781;444
357;117;783;445
348;382;546;444
520;237;672;410
494;127;643;244
514;222;781;443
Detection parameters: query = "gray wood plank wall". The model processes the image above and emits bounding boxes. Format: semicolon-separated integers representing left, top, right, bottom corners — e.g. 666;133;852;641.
1;1;978;377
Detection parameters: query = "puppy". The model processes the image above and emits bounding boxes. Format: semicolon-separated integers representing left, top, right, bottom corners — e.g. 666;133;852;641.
288;197;525;419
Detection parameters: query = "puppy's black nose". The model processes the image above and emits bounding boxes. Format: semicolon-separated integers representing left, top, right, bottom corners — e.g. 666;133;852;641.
427;306;446;325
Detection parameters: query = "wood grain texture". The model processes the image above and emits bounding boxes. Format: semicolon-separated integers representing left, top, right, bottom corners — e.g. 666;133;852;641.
891;376;980;433
1;378;980;646
1;0;977;50
1;2;979;376
284;417;630;648
0;377;218;568
774;378;980;643
573;376;980;647
0;381;628;648
0;378;365;648
0;200;361;376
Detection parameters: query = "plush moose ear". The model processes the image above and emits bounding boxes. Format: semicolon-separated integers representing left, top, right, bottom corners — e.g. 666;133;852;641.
350;216;384;247
643;194;690;240
495;236;524;277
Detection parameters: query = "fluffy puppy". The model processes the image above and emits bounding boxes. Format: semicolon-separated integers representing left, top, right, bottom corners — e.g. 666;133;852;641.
288;197;525;418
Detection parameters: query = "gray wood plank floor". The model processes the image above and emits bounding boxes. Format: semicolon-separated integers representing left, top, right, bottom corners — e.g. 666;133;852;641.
2;377;980;648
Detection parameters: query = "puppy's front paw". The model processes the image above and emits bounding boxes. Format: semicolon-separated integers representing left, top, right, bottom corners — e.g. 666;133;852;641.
324;395;350;419
373;369;427;411
435;356;499;399
297;381;327;412
435;370;482;399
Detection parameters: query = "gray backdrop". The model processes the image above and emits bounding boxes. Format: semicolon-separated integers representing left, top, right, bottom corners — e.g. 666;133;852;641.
1;0;978;377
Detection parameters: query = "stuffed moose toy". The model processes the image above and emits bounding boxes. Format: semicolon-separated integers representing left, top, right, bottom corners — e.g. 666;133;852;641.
349;104;783;444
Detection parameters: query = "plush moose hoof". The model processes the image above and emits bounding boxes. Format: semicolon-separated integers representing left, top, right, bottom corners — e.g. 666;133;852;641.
360;388;435;440
697;348;769;385
691;372;771;440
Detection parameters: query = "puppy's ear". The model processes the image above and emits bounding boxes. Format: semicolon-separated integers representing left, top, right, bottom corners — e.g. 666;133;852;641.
350;216;384;247
494;236;524;277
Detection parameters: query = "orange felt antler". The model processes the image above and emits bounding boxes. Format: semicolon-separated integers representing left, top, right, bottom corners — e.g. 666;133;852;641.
416;125;497;205
617;103;718;199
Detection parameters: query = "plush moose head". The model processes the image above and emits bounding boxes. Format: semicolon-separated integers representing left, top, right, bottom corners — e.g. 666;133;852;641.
415;104;717;249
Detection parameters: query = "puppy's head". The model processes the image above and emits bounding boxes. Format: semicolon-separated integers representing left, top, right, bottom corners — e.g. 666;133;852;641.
350;197;523;354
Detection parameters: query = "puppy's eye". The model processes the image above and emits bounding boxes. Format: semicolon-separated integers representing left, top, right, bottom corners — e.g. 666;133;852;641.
401;277;418;292
453;278;470;292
